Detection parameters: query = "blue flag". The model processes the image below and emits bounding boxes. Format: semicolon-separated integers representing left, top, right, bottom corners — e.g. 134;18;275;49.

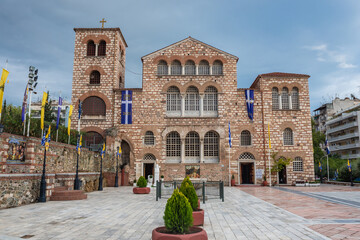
78;99;82;119
325;139;330;155
56;97;62;130
21;86;28;123
121;90;133;124
245;89;254;121
228;122;232;148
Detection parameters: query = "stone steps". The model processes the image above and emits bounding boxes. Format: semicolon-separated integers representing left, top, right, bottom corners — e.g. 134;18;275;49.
50;188;87;201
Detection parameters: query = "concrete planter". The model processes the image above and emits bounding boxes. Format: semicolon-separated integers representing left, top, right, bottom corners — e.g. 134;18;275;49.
192;209;205;226
133;187;150;194
295;184;306;187
152;226;207;240
309;183;320;187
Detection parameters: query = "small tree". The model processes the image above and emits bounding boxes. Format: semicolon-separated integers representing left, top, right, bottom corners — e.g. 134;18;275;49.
180;182;198;211
180;176;193;189
164;189;193;234
270;151;291;174
136;176;147;188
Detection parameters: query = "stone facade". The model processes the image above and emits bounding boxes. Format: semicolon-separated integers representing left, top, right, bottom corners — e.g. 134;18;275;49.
70;28;315;185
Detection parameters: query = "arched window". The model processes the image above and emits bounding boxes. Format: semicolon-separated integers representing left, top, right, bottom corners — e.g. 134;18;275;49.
171;60;182;75
293;157;303;172
98;40;106;56
283;128;293;145
185;131;200;162
272;87;279;110
198;60;210;75
166;132;181;162
212;60;223;75
144;131;155;145
157;60;168;75
240;130;251;146
87;40;95;56
83;131;103;149
166;86;181;115
143;153;156;161
281;87;290;110
291;87;299;110
203;86;218;114
239;152;255;160
90;71;100;84
82;96;106;116
204;131;219;162
185;86;199;114
185;60;196;75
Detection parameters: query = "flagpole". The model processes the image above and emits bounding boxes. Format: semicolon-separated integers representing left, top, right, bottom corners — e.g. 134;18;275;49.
327;155;329;181
228;142;231;187
56;92;61;142
267;123;272;187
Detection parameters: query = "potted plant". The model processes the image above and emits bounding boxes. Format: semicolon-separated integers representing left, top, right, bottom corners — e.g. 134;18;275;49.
262;175;268;186
152;189;207;240
180;177;204;226
161;175;164;180
231;174;235;186
133;176;150;194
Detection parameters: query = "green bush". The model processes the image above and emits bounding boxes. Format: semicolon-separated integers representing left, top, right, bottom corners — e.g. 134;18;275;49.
136;176;147;188
180;176;193;189
163;189;193;234
180;182;198;211
339;164;359;182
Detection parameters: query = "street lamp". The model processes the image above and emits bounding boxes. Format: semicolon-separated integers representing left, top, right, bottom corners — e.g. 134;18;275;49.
27;66;38;137
39;125;50;203
74;134;81;190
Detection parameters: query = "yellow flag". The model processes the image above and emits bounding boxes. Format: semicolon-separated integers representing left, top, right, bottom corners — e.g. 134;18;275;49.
68;105;73;135
0;68;9;113
78;135;82;155
119;145;122;154
40;92;48;130
268;123;271;149
45;125;51;151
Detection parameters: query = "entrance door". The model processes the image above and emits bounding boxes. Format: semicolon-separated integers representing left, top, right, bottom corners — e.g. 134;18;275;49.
120;141;131;186
241;163;254;184
279;166;287;184
144;163;154;180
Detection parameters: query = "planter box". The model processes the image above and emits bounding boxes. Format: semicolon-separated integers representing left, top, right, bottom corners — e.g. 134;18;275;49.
309;183;320;187
152;226;207;240
133;187;150;194
295;184;306;187
193;209;204;226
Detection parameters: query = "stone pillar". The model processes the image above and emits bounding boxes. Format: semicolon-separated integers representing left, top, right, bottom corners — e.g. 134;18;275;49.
200;138;204;163
199;94;204;117
195;65;198;75
168;65;171;75
209;65;212;75
279;94;282;109
181;94;186;117
182;65;185;75
95;44;99;56
289;94;293;110
181;138;185;163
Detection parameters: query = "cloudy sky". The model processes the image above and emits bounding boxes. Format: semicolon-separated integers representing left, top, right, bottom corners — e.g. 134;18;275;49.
1;0;360;111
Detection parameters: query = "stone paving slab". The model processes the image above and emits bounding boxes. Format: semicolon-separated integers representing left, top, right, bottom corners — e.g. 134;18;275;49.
0;187;329;240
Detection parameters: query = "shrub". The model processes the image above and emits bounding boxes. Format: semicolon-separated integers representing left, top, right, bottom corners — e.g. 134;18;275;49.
180;182;198;211
136;176;147;188
164;189;193;234
180;176;193;189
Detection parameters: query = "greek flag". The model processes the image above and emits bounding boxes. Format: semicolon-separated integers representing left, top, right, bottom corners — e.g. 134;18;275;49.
121;90;132;124
245;89;254;121
325;139;331;155
41;132;46;146
228;122;232;148
56;97;62;130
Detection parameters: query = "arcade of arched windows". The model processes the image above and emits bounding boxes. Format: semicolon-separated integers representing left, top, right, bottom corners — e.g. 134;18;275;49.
87;40;107;56
157;59;223;76
272;86;300;110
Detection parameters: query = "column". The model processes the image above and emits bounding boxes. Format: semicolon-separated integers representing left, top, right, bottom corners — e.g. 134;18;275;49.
289;94;293;110
279;94;282;109
181;94;186;117
95;44;99;56
181;138;185;163
199;94;204;117
195;65;198;75
209;65;212;75
168;65;171;75
200;138;204;163
182;65;185;75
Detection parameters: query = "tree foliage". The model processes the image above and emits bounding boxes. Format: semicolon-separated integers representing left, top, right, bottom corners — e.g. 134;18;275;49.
270;151;291;173
136;176;147;188
180;182;198;211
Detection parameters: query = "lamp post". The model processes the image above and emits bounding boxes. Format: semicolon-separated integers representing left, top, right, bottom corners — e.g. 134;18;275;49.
39;125;49;203
115;146;119;187
74;134;81;190
98;147;104;191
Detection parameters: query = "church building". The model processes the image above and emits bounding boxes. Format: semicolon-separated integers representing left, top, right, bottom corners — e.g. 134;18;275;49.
70;26;315;185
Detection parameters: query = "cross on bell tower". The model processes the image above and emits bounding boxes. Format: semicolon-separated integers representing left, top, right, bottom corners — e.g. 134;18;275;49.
100;18;107;28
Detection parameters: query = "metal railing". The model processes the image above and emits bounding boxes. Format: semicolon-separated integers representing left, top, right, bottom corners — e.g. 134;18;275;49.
156;180;224;203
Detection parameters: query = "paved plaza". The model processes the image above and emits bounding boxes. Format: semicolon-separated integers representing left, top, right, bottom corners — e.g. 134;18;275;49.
0;185;360;240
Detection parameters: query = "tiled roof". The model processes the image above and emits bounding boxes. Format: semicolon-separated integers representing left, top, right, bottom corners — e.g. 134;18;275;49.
258;72;310;78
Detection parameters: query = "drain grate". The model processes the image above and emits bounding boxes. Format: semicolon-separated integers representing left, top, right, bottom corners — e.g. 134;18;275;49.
21;235;34;239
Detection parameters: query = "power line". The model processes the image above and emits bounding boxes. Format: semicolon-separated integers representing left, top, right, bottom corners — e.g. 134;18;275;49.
125;66;142;76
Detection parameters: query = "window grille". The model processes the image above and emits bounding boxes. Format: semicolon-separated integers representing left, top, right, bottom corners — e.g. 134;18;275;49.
185;60;196;75
157;60;168;75
98;41;106;56
272;87;279;110
212;60;223;75
82;96;106;116
198;60;210;75
283;128;293;145
240;130;251;146
185;87;199;112
144;131;155;145
90;71;100;84
87;41;96;56
166;86;181;112
203;86;218;112
281;87;290;110
185;132;200;157
166;132;181;157
239;152;255;160
204;131;219;157
293;157;303;171
143;153;156;161
171;60;182;75
291;87;299;110
83;131;103;148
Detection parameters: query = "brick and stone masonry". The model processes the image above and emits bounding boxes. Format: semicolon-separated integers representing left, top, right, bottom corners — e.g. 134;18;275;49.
70;27;315;185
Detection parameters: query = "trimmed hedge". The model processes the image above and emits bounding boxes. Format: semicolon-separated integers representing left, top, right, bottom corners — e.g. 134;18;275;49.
180;182;198;211
136;176;147;188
